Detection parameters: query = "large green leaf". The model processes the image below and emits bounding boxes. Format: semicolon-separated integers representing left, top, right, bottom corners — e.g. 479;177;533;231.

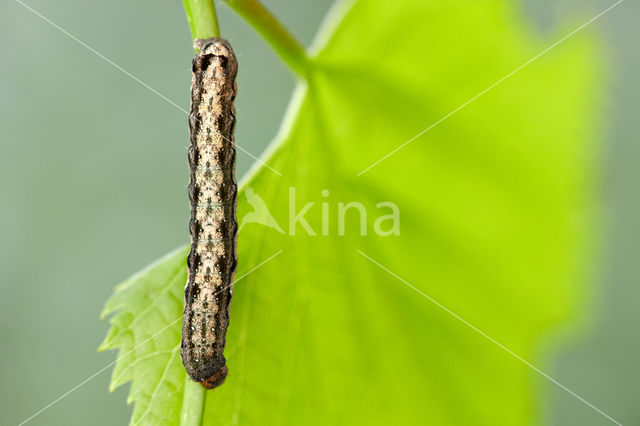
100;0;601;424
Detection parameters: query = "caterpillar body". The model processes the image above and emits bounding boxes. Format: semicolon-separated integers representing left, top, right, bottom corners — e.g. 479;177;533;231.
181;38;238;389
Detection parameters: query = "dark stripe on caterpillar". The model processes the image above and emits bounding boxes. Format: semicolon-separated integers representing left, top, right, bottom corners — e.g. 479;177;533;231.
181;37;238;390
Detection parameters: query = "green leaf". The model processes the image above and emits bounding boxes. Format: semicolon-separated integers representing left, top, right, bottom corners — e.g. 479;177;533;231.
101;0;601;424
100;247;188;424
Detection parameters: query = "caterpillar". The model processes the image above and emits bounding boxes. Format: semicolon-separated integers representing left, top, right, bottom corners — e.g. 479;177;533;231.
181;38;238;389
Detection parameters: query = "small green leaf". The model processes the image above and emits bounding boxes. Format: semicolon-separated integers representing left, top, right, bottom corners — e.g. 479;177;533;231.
101;0;602;424
100;247;188;424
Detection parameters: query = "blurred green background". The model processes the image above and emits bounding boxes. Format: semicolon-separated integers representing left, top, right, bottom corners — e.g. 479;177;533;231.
0;0;637;425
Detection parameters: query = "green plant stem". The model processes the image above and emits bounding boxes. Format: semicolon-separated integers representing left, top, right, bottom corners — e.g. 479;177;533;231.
180;377;207;426
224;0;309;78
184;0;221;41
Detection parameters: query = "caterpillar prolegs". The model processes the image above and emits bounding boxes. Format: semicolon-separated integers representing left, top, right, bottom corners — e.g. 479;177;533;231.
181;38;238;389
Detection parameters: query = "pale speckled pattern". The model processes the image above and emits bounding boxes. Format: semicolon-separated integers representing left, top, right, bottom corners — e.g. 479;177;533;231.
181;38;238;389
